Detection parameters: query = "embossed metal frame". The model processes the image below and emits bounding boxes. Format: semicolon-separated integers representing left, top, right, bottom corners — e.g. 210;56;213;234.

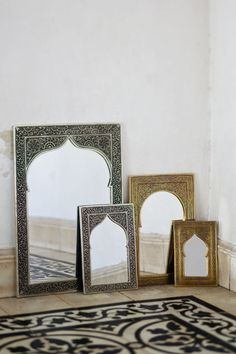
79;204;137;294
129;174;194;286
14;124;122;297
173;220;218;286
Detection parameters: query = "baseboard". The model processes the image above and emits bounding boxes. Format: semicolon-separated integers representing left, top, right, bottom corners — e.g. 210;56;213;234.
1;240;236;298
218;239;236;292
0;248;16;298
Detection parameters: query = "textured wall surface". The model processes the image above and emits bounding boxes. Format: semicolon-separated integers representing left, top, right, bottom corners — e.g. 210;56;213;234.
209;0;236;245
0;0;210;248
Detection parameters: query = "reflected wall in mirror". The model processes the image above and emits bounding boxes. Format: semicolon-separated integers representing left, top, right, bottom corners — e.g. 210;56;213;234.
27;140;110;284
129;174;194;286
79;204;137;294
14;124;122;297
173;220;218;286
184;234;208;277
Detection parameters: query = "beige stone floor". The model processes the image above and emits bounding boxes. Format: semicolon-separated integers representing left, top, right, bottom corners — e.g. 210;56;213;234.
0;285;235;317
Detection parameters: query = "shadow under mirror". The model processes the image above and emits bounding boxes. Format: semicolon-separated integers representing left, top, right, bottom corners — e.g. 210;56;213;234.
140;191;183;278
90;216;128;286
27;139;111;284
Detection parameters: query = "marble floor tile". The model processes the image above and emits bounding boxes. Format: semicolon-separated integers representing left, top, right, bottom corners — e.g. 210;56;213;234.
0;294;70;315
0;306;7;316
0;286;235;317
57;291;131;307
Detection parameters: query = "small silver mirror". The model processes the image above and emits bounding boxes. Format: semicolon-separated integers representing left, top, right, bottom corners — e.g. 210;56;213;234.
79;204;137;294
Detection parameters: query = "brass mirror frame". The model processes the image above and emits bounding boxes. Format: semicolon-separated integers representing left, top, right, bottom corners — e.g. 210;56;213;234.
14;124;122;297
173;220;218;286
129;174;194;286
78;204;138;294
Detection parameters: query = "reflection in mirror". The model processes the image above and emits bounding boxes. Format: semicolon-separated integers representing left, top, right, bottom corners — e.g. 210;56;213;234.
140;191;183;276
90;216;128;285
27;139;110;283
184;235;208;277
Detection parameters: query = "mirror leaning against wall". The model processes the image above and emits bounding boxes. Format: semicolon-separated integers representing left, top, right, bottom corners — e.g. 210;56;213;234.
14;124;122;297
78;204;137;294
173;220;218;286
129;174;195;286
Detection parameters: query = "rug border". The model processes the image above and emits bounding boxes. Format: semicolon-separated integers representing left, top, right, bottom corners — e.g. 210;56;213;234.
0;295;235;321
1;311;235;353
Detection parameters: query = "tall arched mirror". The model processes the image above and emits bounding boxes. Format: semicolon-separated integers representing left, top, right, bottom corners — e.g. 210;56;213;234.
129;174;194;286
140;191;183;277
27;140;111;284
14;124;122;296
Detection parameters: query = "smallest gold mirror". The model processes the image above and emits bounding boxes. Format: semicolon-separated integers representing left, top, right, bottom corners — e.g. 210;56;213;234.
173;220;218;286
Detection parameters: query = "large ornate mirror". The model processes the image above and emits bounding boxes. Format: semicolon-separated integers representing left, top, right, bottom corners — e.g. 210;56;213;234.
79;204;137;293
14;124;122;296
129;174;194;286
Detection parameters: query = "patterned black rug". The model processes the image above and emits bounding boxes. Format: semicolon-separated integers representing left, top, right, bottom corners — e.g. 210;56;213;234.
0;296;236;353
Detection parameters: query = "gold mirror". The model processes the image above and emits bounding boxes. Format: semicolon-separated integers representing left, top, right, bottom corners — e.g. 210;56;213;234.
173;220;218;286
129;174;194;286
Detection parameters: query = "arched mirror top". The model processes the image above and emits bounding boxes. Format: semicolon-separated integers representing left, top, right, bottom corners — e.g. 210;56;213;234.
26;137;112;178
27;140;111;222
140;191;185;231
129;174;195;228
183;234;208;257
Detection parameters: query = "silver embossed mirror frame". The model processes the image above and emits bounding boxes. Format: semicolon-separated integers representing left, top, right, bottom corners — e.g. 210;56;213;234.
79;204;137;294
14;124;122;297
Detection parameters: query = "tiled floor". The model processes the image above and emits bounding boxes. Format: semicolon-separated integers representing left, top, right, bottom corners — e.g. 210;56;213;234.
0;285;235;317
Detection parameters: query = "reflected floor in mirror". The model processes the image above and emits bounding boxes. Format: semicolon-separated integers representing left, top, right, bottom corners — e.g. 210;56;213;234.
29;247;76;283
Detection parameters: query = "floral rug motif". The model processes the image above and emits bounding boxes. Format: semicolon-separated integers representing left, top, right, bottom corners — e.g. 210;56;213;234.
0;296;235;353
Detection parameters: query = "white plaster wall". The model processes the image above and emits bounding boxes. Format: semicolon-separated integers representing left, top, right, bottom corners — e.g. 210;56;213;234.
0;0;210;248
209;0;236;245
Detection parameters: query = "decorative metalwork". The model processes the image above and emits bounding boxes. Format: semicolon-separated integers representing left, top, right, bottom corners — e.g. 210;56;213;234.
129;174;195;286
79;204;137;293
14;124;122;297
173;220;218;286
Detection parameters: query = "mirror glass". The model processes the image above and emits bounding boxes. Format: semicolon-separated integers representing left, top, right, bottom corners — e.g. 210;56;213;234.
140;191;183;276
184;235;208;277
90;216;128;285
27;139;111;283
